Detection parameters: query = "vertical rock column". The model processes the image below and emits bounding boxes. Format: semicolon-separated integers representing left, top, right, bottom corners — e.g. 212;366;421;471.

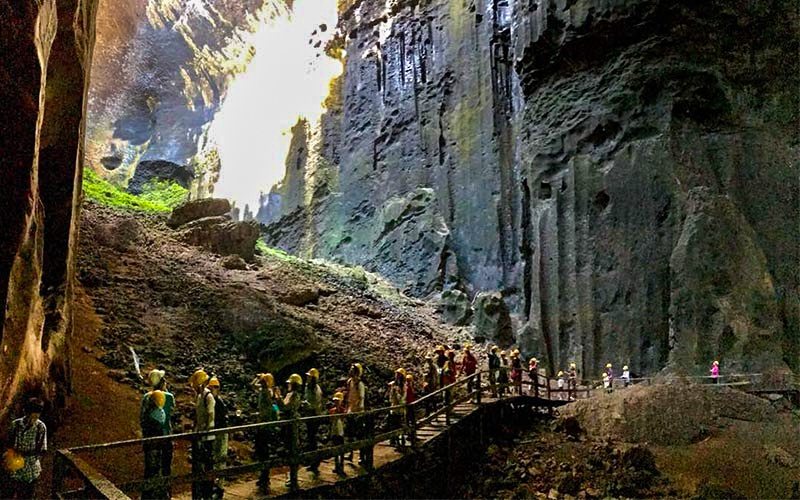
0;0;98;424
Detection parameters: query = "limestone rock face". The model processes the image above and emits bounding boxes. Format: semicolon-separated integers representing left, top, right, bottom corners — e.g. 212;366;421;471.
472;292;514;346
262;0;799;376
85;0;290;196
179;217;259;262
0;0;99;423
167;198;231;228
437;289;472;326
127;160;194;195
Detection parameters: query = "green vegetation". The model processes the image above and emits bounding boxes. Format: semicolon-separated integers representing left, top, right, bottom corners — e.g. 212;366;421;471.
82;169;188;212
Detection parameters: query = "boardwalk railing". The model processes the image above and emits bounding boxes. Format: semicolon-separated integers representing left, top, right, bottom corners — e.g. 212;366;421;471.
52;368;789;499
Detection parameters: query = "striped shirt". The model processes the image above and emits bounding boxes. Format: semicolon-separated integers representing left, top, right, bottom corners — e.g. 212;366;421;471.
9;417;47;483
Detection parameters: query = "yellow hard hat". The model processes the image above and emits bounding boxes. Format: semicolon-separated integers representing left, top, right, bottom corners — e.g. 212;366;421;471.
208;377;220;388
3;449;24;473
491;345;498;352
287;373;303;385
395;367;407;377
190;370;208;388
500;350;506;356
332;391;344;401
435;345;445;352
622;365;628;371
406;374;413;381
464;343;472;351
570;362;576;367
713;360;719;365
149;390;166;408
306;368;319;378
531;357;537;363
606;363;612;368
511;351;519;358
558;371;564;376
354;363;363;376
602;372;609;378
260;373;275;388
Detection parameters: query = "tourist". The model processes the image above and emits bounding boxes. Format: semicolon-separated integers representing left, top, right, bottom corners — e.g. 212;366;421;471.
498;351;510;396
148;369;175;482
460;344;478;394
422;355;438;414
442;351;457;386
329;392;347;477
345;363;369;466
567;362;578;399
557;371;565;400
140;389;167;499
3;398;47;499
405;374;416;444
488;346;500;397
621;365;631;388
710;360;720;384
510;349;523;395
190;369;215;499
208;377;229;473
603;372;612;394
303;368;324;475
388;368;406;448
253;373;279;493
528;357;539;397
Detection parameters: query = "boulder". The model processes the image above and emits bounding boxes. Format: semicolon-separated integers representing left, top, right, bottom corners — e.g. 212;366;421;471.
179;217;259;261
220;255;248;270
472;291;514;346
127;160;194;195
168;198;231;228
280;287;320;307
438;289;472;326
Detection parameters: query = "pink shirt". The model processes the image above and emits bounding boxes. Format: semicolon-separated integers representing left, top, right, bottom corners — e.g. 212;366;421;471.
710;365;719;377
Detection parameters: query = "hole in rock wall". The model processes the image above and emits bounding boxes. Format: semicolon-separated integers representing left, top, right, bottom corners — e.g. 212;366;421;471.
539;181;552;200
594;190;610;211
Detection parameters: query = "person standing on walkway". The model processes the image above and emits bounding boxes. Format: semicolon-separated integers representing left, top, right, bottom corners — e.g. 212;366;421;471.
148;369;175;486
557;371;565;400
621;366;631;388
388;368;406;448
442;350;457;387
528;357;539;397
460;344;478;394
303;368;324;475
605;363;614;390
253;373;279;493
404;374;416;445
498;351;510;396
488;346;500;397
140;389;167;499
191;369;215;500
567;362;578;400
435;346;447;388
208;376;229;499
282;374;303;487
603;372;612;394
510;349;523;395
329;392;347;477
345;363;370;466
3;398;47;499
710;360;720;384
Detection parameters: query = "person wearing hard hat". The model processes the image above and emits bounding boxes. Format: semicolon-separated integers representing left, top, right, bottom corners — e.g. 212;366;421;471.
404;374;417;445
497;351;510;396
528;358;539;397
442;351;457;386
190;369;215;499
621;366;631;388
345;363;371;466
434;345;447;371
710;360;720;384
557;371;566;400
303;368;324;475
510;349;523;395
252;373;279;493
460;344;478;395
329;392;347;477
140;388;167;499
488;346;500;397
603;372;612;393
422;356;438;415
567;362;578;400
208;376;230;484
388;368;407;448
281;374;303;487
143;368;175;495
2;398;46;499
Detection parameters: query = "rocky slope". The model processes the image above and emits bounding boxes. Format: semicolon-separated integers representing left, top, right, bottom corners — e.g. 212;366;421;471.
76;201;470;421
260;0;799;378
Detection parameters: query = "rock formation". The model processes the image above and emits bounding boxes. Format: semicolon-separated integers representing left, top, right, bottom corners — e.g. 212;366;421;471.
261;0;799;376
0;0;99;423
84;0;291;196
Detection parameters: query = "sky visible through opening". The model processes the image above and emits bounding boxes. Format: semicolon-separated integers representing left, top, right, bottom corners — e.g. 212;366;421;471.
211;0;341;213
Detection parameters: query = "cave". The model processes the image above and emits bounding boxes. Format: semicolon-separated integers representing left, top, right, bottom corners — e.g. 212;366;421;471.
1;0;798;498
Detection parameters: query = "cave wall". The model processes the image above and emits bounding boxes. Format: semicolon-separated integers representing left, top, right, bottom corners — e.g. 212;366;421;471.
84;0;292;197
0;0;98;424
262;0;799;377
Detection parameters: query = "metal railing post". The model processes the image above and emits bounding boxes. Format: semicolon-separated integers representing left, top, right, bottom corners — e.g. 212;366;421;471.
476;372;482;405
289;418;300;492
445;386;452;426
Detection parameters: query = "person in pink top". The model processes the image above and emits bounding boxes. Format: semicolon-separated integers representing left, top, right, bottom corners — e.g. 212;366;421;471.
710;360;720;384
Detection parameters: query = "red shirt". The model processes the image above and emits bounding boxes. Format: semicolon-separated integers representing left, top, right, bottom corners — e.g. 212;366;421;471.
461;352;477;375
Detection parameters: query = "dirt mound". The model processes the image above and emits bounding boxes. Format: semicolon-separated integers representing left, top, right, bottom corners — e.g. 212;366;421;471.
558;384;775;445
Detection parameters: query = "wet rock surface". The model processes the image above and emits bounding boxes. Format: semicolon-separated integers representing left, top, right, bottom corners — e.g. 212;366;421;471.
261;0;799;377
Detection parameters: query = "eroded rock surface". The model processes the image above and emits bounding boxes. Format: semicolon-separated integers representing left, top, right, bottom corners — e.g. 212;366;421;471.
261;0;799;376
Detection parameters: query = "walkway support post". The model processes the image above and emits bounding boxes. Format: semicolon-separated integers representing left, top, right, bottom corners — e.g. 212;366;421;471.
289;417;300;492
445;387;451;426
407;403;417;448
476;372;482;405
191;435;200;499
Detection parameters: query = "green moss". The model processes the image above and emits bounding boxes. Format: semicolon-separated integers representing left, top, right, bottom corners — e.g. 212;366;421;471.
83;169;188;212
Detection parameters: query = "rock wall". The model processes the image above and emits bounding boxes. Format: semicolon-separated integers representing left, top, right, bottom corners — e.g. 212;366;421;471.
0;0;98;424
262;0;799;377
84;0;291;197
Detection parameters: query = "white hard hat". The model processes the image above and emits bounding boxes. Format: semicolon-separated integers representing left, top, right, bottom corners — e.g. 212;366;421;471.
148;369;166;388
